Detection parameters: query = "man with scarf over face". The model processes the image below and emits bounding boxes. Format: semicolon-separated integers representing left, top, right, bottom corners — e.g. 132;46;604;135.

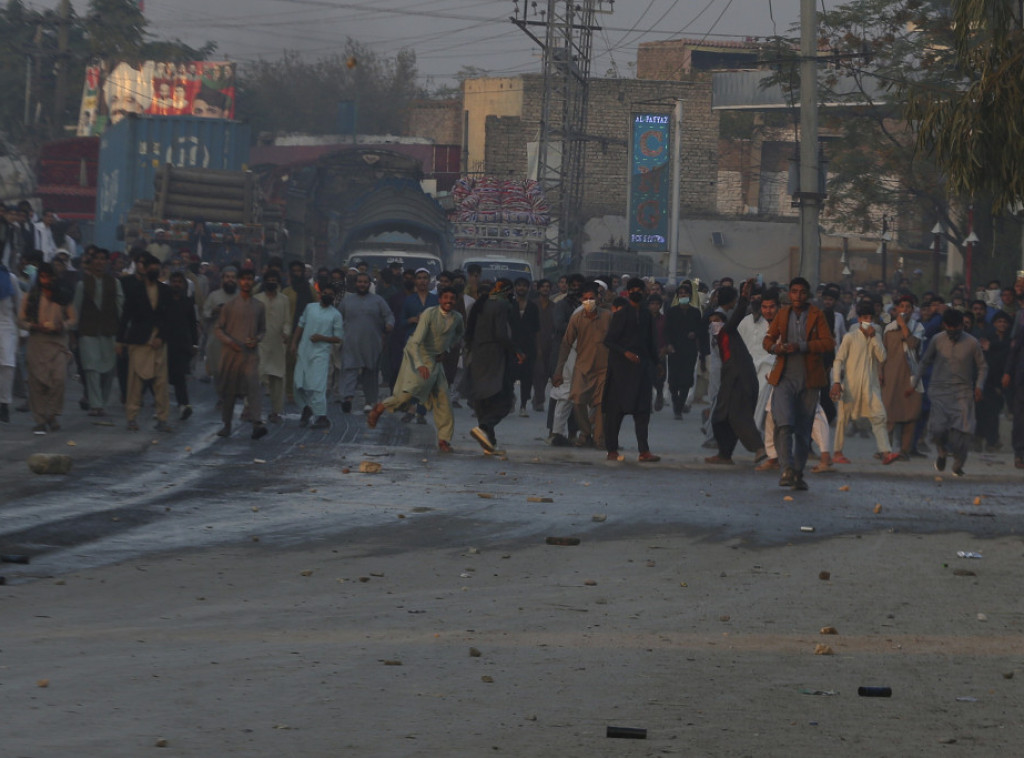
602;278;661;462
118;253;172;432
463;278;523;453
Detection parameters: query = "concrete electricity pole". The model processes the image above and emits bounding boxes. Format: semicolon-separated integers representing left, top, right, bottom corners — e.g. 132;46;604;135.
798;0;821;285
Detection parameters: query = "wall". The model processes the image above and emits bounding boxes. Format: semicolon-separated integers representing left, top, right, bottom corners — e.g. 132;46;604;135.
462;78;525;173
471;74;719;235
406;99;462;146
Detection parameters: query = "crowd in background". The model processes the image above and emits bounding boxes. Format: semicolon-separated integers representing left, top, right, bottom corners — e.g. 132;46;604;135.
2;205;1023;485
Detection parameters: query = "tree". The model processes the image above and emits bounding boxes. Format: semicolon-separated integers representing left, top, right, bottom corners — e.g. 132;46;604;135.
83;0;145;61
906;0;1024;215
236;42;420;138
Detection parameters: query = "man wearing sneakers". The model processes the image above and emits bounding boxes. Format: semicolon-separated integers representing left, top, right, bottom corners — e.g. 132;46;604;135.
762;277;835;490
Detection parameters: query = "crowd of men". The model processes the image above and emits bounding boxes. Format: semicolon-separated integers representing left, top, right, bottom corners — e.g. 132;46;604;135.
2;218;1024;489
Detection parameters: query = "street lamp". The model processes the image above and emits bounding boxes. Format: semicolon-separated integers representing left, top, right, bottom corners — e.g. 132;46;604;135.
931;222;943;291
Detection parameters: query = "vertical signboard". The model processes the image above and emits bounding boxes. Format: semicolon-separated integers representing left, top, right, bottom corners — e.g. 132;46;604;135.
628;113;671;253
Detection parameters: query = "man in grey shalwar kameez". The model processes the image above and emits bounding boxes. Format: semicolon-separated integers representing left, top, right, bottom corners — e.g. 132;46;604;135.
920;307;987;476
367;287;464;452
339;272;393;413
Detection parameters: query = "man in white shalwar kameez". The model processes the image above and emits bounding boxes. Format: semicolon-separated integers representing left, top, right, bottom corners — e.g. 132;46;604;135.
830;301;899;465
290;281;344;429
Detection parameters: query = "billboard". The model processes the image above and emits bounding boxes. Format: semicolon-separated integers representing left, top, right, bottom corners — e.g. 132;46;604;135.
628;113;671;253
77;60;237;136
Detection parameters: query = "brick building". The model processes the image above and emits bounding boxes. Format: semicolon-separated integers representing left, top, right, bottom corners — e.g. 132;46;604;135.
464;74;719;224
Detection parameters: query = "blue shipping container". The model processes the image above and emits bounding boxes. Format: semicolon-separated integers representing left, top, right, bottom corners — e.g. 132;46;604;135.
94;116;250;249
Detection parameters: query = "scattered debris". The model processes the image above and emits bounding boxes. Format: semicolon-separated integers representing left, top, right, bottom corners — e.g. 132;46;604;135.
481;675;494;683
800;526;815;533
584;580;597;586
66;440;76;447
300;570;313;577
839;485;850;492
873;504;883;514
783;495;794;501
36;679;49;688
800;689;838;696
545;537;580;546
955;696;978;703
469;647;482;658
957;551;983;559
527;496;553;503
592;514;607;523
813;644;834;656
820;626;838;635
973;496;982;505
1003;672;1014;680
27;453;73;475
477;493;495;499
253;458;266;464
719;615;731;622
977;613;988;622
953;569;976;577
382;660;402;666
606;726;647;740
155;738;169;748
818;571;831;581
359;461;382;474
857;686;892;697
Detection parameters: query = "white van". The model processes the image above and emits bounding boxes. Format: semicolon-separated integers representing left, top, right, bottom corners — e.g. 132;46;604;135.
347;251;444;281
461;256;538;282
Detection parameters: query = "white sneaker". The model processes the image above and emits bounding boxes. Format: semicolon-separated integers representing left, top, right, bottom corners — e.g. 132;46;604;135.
362;404;372;413
518;407;529;417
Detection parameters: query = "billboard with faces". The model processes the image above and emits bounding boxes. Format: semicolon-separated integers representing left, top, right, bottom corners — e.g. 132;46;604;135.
77;60;237;136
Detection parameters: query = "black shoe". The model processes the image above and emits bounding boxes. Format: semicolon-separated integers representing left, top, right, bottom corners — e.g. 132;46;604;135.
934;456;946;472
549;433;570;447
299;406;313;427
341;399;352;414
654;394;664;411
951;458;965;477
778;467;796;487
79;397;89;411
0;404;8;423
251;424;268;440
792;476;809;491
310;416;330;429
179;405;193;421
216;425;231;437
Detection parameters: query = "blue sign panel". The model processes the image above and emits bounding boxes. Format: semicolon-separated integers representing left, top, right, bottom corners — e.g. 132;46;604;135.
628;113;671;253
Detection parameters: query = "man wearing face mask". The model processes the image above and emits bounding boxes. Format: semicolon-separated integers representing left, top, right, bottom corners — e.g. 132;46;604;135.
553;282;610;448
664;280;702;419
463;278;523;453
290;281;344;429
920;307;987;476
203;267;238;392
602;277;661;462
830;301;900;465
118;253;172;432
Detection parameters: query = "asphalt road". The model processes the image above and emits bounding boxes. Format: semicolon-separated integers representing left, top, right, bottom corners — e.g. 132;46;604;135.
2;381;1022;583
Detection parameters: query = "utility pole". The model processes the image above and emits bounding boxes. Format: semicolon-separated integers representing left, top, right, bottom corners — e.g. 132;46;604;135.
512;0;614;270
797;0;821;285
52;0;72;139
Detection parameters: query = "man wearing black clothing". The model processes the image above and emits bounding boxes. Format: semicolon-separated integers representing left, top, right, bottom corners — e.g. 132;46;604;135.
166;271;199;420
603;277;660;462
705;279;766;464
118;253;173;432
509;276;540;415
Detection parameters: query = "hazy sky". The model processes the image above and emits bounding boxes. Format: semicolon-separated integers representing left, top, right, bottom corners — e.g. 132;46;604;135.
62;1;836;84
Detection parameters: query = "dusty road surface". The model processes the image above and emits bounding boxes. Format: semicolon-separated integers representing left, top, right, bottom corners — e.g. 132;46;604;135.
2;393;1023;756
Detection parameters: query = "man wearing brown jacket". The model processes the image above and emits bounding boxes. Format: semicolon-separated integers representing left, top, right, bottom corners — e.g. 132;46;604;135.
763;277;835;490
